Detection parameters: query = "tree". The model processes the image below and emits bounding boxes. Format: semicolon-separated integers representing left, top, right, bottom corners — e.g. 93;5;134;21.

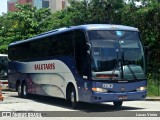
121;0;160;69
48;0;125;28
0;3;51;53
0;0;159;70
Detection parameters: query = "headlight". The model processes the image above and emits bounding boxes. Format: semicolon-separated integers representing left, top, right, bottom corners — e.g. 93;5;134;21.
136;86;146;91
92;88;108;92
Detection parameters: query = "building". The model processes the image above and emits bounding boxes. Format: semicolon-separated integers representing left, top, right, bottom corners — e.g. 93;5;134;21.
18;0;32;4
33;0;68;12
49;0;68;12
33;0;42;9
7;0;18;12
7;0;33;12
42;0;49;8
33;0;50;9
8;0;68;12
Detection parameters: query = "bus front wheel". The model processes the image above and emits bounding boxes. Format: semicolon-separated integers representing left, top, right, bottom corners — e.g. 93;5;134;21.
113;101;123;109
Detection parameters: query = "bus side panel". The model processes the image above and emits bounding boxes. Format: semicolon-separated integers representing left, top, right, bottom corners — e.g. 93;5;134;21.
8;57;80;101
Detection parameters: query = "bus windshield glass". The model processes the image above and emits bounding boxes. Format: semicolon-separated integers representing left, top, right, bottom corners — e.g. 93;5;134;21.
88;30;146;80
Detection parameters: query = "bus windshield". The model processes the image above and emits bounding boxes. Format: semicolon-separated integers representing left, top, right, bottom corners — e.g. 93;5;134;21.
88;30;146;80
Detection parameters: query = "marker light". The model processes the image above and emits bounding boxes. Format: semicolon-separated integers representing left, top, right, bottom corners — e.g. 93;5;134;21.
96;74;118;79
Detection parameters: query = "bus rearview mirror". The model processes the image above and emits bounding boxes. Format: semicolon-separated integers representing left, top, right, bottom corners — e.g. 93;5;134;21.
86;43;91;55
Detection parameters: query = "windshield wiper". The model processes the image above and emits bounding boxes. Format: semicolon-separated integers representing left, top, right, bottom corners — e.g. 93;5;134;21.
121;50;124;79
125;63;138;80
121;51;137;80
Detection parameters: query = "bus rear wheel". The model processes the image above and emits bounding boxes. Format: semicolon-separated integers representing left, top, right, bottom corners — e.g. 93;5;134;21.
21;82;28;98
113;101;123;109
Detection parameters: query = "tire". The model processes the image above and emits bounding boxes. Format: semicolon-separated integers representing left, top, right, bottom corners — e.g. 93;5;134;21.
21;82;28;98
70;87;78;109
113;101;123;109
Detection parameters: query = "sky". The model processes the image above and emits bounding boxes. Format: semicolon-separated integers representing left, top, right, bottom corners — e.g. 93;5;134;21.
0;0;7;15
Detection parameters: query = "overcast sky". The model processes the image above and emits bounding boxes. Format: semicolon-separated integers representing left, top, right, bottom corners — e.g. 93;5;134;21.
0;0;7;15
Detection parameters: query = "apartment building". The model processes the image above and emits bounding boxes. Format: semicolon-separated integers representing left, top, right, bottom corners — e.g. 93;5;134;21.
8;0;33;12
8;0;68;12
49;0;68;12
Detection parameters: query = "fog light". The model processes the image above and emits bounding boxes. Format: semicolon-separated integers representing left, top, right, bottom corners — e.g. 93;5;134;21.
136;86;146;91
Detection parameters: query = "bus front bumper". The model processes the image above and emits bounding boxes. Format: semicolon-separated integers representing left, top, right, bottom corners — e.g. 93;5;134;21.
91;91;147;103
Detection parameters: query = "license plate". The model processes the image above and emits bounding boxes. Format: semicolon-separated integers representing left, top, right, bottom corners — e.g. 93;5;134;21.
118;96;128;100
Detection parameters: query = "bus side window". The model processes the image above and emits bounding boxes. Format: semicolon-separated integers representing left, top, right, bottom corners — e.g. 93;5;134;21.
74;30;89;77
8;48;15;60
49;31;74;56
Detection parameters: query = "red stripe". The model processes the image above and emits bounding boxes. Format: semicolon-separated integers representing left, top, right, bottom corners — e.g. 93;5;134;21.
1;82;8;84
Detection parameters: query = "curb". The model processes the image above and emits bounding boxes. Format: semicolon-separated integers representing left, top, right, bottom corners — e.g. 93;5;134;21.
2;92;18;95
145;97;160;101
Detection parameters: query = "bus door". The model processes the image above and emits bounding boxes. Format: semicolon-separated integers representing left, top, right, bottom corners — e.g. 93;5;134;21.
74;30;91;102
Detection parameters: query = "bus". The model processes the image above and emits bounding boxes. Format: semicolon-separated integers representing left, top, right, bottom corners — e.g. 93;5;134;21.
0;54;9;89
8;24;147;109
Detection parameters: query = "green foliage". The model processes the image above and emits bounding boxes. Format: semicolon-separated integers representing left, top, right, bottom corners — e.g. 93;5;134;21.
125;2;160;69
147;73;160;96
47;0;125;28
0;3;51;53
0;0;159;71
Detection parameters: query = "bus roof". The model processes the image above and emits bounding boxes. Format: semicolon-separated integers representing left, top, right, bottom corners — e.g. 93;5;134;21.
9;24;139;46
77;24;139;31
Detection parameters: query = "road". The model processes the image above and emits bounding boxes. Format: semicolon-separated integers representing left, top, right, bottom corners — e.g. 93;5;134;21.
0;91;160;120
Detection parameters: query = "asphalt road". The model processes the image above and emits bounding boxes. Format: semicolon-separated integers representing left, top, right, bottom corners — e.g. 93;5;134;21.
0;91;160;120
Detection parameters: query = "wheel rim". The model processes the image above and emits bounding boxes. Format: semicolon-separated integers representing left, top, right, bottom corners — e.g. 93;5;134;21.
71;91;75;103
18;84;21;95
23;84;27;96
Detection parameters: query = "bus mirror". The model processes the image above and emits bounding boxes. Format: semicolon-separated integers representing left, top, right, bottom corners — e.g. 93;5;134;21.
145;46;151;73
86;43;91;55
145;46;151;62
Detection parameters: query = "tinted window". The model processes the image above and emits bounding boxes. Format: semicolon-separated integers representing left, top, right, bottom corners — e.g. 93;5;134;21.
74;30;89;76
88;30;140;41
49;32;74;56
8;42;30;60
8;31;74;61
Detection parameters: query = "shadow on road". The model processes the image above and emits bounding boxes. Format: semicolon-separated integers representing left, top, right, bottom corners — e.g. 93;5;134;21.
10;94;145;112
